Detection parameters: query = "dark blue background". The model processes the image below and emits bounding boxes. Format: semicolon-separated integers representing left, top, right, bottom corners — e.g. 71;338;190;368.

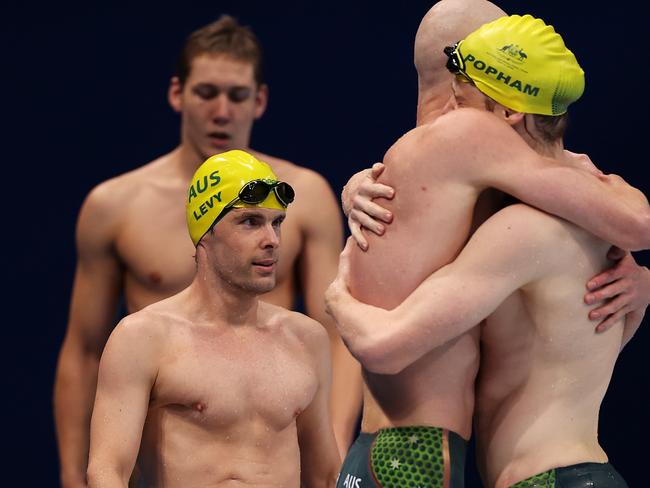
5;1;648;486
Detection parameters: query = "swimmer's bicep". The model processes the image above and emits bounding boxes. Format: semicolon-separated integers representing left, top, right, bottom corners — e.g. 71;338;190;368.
96;319;159;397
91;320;157;461
68;186;124;349
398;206;553;338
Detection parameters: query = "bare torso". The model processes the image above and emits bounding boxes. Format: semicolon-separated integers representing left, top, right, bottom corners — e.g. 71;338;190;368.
476;211;623;487
135;296;320;487
348;122;493;438
108;148;310;313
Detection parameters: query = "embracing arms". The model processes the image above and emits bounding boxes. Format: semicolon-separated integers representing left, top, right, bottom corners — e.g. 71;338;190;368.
344;109;650;251
326;205;560;374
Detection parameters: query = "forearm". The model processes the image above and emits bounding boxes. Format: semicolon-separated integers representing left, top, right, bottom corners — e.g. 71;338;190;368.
55;344;101;487
508;166;650;251
328;291;410;374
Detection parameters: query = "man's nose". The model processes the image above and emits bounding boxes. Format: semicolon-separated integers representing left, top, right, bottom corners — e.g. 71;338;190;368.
261;223;280;248
211;93;232;123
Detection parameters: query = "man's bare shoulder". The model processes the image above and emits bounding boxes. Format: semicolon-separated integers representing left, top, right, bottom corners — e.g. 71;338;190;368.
488;203;569;237
80;153;176;221
414;108;514;149
114;298;179;338
484;203;606;262
253;150;332;190
260;302;329;349
252;150;339;219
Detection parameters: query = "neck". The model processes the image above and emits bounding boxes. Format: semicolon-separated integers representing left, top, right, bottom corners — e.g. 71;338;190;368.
186;262;259;326
532;139;565;159
514;117;565;160
416;83;450;126
175;137;253;181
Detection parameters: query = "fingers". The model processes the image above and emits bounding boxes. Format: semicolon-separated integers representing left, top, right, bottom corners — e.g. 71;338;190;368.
595;307;628;333
359;182;395;201
589;293;629;322
341;237;356;257
359;181;395;200
339;239;354;279
353;195;393;223
370;162;386;179
585;279;630;304
348;219;368;251
586;269;620;291
341;169;373;215
350;209;386;237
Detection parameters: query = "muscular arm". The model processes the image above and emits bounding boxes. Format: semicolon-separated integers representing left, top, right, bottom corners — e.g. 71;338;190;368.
296;322;341;487
54;186;123;488
453;109;650;251
87;317;158;488
326;205;558;375
298;171;362;456
345;110;650;252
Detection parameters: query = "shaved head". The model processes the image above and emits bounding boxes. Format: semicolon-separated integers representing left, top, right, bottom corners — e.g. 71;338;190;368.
415;0;506;92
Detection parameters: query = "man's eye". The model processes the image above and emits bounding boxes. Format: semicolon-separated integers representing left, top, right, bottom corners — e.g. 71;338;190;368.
242;217;258;226
228;87;252;103
192;85;219;100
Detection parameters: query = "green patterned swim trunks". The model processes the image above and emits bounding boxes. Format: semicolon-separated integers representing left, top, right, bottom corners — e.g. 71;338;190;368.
336;426;466;488
510;462;628;487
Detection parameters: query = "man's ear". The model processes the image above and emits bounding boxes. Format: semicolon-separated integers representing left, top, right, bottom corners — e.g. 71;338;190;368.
168;76;183;113
487;102;524;126
254;84;269;119
501;107;525;126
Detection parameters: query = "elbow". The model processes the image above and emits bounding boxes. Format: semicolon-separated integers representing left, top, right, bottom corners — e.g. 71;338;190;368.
623;209;650;251
352;335;410;375
641;211;650;250
86;460;127;488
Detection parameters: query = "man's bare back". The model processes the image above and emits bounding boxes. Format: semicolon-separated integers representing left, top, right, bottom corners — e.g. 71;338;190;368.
345;106;646;438
477;206;623;487
348;120;485;438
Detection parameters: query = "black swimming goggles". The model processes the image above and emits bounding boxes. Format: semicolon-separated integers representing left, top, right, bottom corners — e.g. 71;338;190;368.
235;179;295;208
444;43;472;83
209;179;295;231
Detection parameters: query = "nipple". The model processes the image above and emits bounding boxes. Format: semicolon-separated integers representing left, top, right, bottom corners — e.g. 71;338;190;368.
148;271;163;284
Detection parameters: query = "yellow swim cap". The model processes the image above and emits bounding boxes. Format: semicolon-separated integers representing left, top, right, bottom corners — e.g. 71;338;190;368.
186;150;289;246
453;14;584;115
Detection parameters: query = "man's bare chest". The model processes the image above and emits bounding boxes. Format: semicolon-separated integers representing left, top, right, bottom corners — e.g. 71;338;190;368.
151;332;318;430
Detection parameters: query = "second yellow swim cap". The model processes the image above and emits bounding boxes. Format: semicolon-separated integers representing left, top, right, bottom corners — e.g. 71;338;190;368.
455;14;585;115
186;150;288;246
